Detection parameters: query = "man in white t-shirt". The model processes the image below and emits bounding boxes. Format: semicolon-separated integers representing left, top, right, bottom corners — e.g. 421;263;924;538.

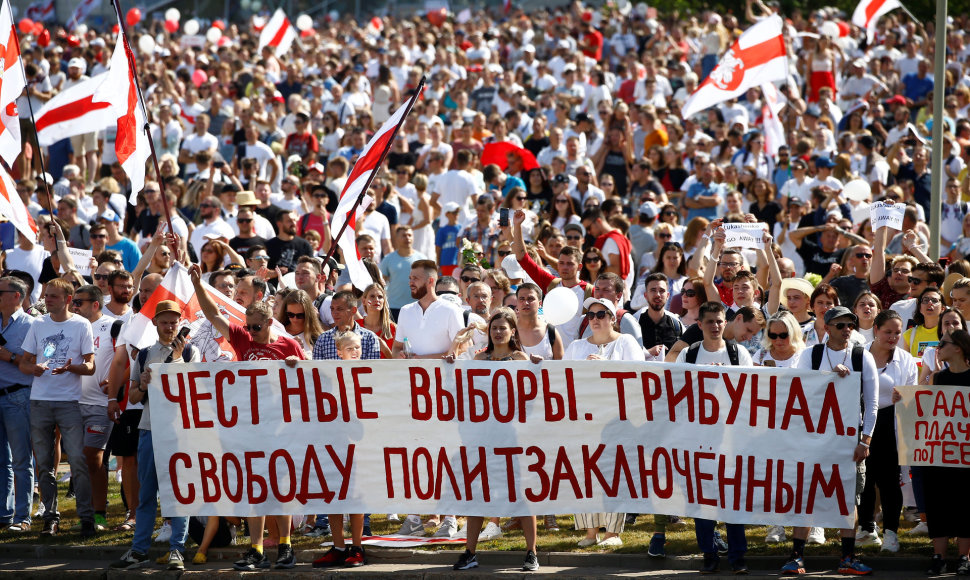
430;150;479;224
178;114;218;178
238;125;281;188
391;260;464;359
189;196;235;254
20;279;96;537
675;301;751;574
72;285;118;532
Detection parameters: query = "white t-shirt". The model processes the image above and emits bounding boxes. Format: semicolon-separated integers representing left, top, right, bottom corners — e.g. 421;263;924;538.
394;299;465;356
5;246;49;303
81;315;117;407
564;334;645;361
23;314;94;402
361;211;392;260
433;170;479;223
189;218;236;254
181;132;219;175
676;342;754;366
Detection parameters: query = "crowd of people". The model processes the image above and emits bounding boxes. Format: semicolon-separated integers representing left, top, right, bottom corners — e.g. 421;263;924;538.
0;0;967;575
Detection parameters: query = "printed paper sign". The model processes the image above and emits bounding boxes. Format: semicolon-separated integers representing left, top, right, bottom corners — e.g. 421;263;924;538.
149;360;861;528
870;201;905;231
58;247;93;277
896;385;970;467
723;222;768;250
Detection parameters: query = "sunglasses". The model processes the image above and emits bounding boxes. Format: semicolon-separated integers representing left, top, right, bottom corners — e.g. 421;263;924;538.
908;276;926;285
940;339;954;348
93;274;109;281
584;256;601;263
515;196;527;201
658;233;672;239
497;250;512;257
566;235;583;241
682;289;697;297
718;262;741;268
200;203;219;209
585;310;611;320
662;211;678;216
90;234;106;239
460;276;481;283
921;297;941;305
832;322;856;330
237;218;253;224
855;253;873;259
71;298;93;307
244;323;264;333
313;193;328;198
250;255;269;261
555;199;569;204
767;331;789;340
286;312;306;320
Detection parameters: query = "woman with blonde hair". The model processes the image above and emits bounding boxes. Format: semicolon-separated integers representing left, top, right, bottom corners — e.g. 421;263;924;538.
409;173;435;259
361;283;396;357
754;311;805;368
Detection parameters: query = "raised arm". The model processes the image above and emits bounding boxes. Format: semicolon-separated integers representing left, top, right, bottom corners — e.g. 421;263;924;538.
704;228;725;303
788;223;828;249
189;263;231;338
870;225;892;285
761;232;784;314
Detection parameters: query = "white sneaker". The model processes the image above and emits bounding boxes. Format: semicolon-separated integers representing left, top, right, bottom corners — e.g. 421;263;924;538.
433;517;459;538
906;521;929;535
478;522;503;542
396;515;425;536
765;525;786;544
387;514;401;522
597;536;623;547
855;528;881;547
154;522;172;544
881;529;900;552
807;526;826;544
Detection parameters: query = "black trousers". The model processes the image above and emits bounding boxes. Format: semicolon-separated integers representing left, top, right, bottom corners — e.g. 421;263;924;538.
858;406;902;533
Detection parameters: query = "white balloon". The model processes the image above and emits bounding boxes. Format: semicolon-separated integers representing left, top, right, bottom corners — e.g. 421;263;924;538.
183;19;200;35
165;8;180;22
252;15;265;28
206;27;222;43
843;179;872;202
137;34;155;55
542;287;580;326
820;21;840;39
76;24;88;36
296;14;313;31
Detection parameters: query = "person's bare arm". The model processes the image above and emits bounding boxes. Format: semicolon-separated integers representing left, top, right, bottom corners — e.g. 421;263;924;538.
902;230;932;263
838;226;869;246
105;344;132;424
762;233;783;315
704;229;724;302
189;263;231;338
511;209;527;260
788;224;828;249
665;339;689;362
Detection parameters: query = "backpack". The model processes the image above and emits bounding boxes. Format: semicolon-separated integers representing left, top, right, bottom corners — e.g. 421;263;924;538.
810;343;864;375
685;339;740;365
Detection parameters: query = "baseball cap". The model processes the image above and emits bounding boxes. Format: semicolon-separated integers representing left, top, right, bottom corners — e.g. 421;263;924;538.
885;95;907;106
97;209;120;223
325;256;345;272
67;58;86;71
583;297;617;317
574;112;592;124
552;173;570;184
442;202;461;214
154;300;181;319
638;201;659;219
815;156;835;169
563;222;586;237
824;306;858;325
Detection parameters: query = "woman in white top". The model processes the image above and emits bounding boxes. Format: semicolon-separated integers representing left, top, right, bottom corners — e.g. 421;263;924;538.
408;173;436;260
548;193;582;232
918;308;968;384
853;292;882;344
319;111;344;160
753;311;805;368
515;284;564;361
563;298;644;548
859;310;918;550
276;289;325;358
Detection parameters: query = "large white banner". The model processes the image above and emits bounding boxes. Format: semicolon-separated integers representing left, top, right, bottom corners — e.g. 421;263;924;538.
148;360;860;527
896;385;970;467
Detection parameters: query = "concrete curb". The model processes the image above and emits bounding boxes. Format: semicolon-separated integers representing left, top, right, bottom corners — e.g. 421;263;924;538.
0;542;935;572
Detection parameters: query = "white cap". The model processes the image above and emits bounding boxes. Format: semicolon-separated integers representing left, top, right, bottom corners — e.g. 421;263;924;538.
67;58;86;72
522;44;535;53
501;254;529;281
442;202;461;214
583;297;617;317
97;209;120;223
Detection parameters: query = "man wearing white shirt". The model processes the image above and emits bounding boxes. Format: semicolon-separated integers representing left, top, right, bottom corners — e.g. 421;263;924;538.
780;158;814;206
430;150;479;224
537;128;567;167
150;105;183;158
808;157;843;191
189;196;235;254
570;166;605;208
227;191;276;240
391;260;464;359
238;125;280;188
179;114;218;178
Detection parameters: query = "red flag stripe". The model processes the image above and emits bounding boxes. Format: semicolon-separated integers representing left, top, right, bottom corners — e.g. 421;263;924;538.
268;18;291;47
35;95;111;132
115;46;139;165
865;0;889;22
697;35;786;91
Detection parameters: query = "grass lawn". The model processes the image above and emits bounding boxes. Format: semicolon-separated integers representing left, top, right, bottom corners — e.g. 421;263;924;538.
0;468;936;560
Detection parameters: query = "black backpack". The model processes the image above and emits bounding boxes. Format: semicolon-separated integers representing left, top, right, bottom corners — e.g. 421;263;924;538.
685;340;740;365
810;343;864;375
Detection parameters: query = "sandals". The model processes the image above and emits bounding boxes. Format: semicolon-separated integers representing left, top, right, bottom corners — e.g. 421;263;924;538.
115;519;136;531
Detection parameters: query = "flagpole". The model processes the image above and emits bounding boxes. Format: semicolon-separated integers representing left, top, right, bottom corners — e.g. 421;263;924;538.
107;0;179;255
7;0;56;216
320;76;426;277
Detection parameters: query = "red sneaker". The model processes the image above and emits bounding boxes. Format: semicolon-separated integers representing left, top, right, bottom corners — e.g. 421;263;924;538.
344;546;365;567
312;547;347;568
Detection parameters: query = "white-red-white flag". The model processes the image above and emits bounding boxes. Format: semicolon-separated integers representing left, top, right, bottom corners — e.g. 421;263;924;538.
122;262;285;361
0;164;36;240
681;15;787;120
761;83;786;157
35;73;113;146
257;9;297;58
25;0;55;22
0;0;25;167
852;0;902;44
93;32;151;202
67;0;101;31
332;83;423;290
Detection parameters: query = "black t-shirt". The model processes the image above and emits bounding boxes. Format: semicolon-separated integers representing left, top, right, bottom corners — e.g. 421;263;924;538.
523;135;549;157
264;236;314;271
387;150;418;170
934;368;970;387
750;201;782;234
255;204;283;230
680;323;702;346
135;209;160;239
796;239;846;277
602;149;630;196
895;163;931;217
229;235;268;257
831;275;870;309
639;311;683;350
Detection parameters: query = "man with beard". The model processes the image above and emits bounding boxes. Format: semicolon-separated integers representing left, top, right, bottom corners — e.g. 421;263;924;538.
103;271;134;322
635;273;685;359
392;260;464;360
188;196;234;255
265;210;313;274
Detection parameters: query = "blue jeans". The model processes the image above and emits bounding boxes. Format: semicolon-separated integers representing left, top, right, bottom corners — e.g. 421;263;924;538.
695;519;747;563
30;400;92;523
0;388;33;524
132;430;188;554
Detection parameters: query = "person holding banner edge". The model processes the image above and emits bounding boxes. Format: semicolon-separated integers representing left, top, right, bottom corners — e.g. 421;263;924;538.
788;305;879;576
188;264;305;571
